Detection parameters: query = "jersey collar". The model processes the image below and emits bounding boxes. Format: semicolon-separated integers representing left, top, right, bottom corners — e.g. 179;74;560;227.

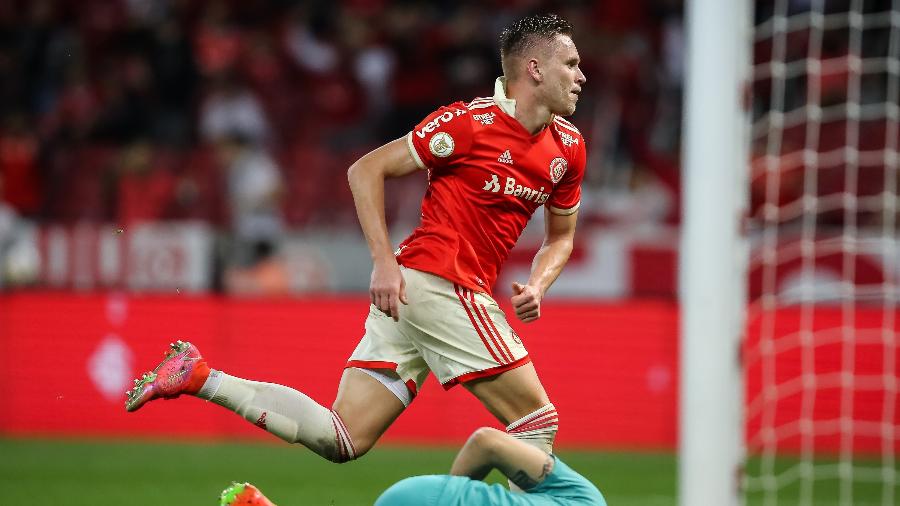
493;76;556;130
492;77;517;117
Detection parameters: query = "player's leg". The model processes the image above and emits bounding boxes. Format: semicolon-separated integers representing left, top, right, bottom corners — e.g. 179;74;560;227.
124;342;406;463
332;367;406;458
462;363;559;455
197;366;404;462
401;271;559;455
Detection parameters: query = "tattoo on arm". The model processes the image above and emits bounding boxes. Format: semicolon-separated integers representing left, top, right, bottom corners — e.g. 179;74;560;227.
509;456;554;491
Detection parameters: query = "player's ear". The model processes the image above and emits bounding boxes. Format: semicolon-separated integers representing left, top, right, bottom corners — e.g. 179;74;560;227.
526;59;542;83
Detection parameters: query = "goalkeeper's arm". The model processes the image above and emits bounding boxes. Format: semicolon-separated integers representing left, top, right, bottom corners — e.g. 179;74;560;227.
449;427;555;491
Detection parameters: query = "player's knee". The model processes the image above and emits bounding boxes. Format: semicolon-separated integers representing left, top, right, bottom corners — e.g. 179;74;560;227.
327;409;366;464
469;427;504;455
348;434;376;460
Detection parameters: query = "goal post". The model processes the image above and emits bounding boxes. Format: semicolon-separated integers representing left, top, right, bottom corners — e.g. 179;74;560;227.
679;0;752;505
683;0;900;504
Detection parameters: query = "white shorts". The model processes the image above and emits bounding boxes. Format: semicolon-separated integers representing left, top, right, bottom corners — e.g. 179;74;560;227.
347;267;530;400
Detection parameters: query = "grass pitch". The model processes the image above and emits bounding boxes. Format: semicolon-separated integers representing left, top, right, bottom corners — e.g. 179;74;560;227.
7;438;893;505
0;438;675;506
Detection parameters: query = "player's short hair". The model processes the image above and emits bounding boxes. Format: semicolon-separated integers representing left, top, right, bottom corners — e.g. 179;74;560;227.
499;13;573;75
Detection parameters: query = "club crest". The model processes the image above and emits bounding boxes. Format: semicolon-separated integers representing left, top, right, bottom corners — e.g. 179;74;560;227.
549;157;568;184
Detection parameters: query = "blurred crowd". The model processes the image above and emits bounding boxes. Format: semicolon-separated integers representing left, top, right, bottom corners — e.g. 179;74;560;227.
0;0;686;230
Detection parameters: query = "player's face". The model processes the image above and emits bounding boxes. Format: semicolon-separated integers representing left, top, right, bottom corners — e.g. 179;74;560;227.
540;35;586;116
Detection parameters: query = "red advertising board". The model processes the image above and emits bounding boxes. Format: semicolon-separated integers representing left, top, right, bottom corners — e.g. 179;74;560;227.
0;294;678;449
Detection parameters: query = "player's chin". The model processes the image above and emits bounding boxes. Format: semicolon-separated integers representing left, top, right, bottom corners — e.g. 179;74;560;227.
557;101;578;116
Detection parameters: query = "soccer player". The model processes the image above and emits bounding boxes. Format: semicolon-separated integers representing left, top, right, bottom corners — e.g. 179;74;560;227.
375;427;606;505
126;13;587;467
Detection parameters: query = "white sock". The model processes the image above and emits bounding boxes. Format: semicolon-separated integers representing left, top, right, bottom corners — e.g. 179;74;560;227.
506;404;559;454
196;370;356;462
506;404;559;492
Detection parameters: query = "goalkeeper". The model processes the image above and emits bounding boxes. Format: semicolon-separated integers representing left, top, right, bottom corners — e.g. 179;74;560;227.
375;427;606;505
220;427;606;506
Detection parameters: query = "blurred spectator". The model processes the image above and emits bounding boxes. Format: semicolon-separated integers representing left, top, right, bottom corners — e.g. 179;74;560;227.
193;0;244;77
0;113;41;217
215;133;284;267
224;240;291;296
283;3;340;76
113;140;176;226
0;172;38;288
148;14;198;146
0;173;18;266
200;73;271;145
91;53;158;143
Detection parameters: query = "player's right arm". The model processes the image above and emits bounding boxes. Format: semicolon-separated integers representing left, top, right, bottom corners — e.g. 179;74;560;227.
449;427;555;490
347;137;420;321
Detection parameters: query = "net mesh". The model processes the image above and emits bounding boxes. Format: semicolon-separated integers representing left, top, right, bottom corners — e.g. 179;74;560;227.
745;0;899;505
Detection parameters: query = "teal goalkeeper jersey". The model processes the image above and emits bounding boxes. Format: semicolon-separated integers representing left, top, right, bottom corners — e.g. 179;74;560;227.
373;456;606;506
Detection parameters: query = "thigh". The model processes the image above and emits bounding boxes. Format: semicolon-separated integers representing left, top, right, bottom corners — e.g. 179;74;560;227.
462;362;551;426
402;269;528;387
332;368;406;456
348;304;431;394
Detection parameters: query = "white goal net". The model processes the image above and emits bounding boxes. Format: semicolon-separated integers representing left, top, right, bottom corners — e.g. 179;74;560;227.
744;0;899;505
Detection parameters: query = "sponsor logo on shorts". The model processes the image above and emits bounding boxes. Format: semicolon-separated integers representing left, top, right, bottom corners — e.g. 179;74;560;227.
549;157;568;184
255;411;268;430
429;132;455;158
511;330;521;344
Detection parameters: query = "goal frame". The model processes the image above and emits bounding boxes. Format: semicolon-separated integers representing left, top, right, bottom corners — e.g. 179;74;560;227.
679;0;752;505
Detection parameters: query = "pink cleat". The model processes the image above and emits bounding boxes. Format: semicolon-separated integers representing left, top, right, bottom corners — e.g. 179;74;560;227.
124;340;210;412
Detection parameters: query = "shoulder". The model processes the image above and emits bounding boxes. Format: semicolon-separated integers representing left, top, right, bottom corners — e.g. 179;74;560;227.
465;96;495;111
411;101;472;140
551;116;585;147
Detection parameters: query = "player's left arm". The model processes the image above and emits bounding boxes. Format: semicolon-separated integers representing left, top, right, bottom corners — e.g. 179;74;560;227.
510;208;578;323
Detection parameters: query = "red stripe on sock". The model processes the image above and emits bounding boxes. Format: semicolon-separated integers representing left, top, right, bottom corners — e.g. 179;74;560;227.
510;419;560;434
330;416;347;461
509;408;557;430
332;410;356;458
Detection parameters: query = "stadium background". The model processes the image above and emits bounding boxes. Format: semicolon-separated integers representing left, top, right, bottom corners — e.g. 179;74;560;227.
0;0;895;505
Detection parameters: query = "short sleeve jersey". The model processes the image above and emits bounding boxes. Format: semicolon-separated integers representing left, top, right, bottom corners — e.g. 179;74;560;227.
399;79;587;295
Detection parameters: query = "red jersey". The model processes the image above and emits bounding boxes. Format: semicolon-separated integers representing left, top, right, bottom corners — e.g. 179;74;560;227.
397;78;587;295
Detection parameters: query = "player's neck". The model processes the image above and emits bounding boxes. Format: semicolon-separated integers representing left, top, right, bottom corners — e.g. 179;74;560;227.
513;101;553;135
505;82;552;135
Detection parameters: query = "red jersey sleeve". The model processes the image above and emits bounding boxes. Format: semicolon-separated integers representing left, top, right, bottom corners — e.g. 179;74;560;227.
405;102;473;170
547;132;586;215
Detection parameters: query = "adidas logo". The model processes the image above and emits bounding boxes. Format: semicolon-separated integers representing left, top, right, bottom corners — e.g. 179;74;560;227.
498;150;513;164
